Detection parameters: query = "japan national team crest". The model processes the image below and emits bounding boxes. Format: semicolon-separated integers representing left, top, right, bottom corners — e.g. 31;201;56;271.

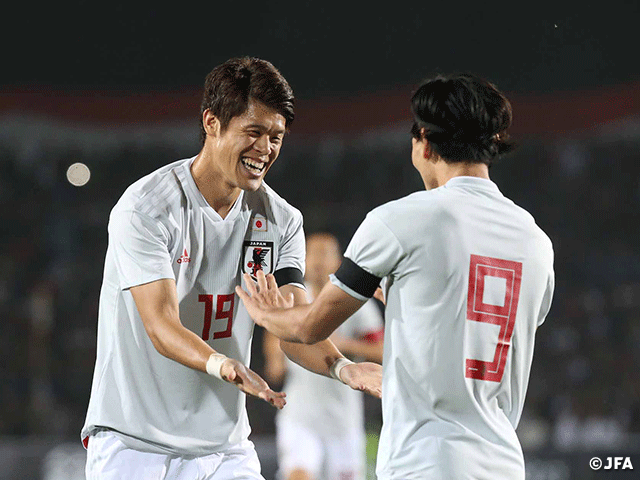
243;241;274;278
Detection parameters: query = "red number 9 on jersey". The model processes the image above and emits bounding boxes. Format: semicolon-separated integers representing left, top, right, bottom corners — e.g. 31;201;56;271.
465;255;522;382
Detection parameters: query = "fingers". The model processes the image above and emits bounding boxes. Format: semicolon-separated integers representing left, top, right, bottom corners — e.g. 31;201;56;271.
235;285;247;301
368;386;382;399
238;272;284;303
232;363;288;409
355;382;381;398
259;389;287;409
258;389;286;399
341;363;383;399
266;273;278;292
256;270;268;294
243;273;258;295
269;390;287;409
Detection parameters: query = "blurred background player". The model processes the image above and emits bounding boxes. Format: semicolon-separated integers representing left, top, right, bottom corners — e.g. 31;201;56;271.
238;73;555;480
81;57;381;480
263;232;384;480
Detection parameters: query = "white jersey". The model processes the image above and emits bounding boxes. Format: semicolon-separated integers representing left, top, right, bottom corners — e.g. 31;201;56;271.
331;177;554;480
278;296;383;436
82;157;305;456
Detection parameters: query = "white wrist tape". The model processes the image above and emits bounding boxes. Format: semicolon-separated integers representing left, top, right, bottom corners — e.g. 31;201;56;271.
206;353;228;380
330;357;355;383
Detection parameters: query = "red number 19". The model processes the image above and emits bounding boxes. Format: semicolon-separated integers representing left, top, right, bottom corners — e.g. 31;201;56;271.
198;294;235;340
465;255;522;382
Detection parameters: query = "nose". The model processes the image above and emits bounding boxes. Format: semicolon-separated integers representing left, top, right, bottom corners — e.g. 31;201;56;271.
253;134;270;156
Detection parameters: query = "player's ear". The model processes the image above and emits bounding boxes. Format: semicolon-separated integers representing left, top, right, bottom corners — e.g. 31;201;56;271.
202;109;221;139
423;138;441;162
422;138;432;160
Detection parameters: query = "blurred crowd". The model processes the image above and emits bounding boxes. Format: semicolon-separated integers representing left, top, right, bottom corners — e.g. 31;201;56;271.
1;120;640;455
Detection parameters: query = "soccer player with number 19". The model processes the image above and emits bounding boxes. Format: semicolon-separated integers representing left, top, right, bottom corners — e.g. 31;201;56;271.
81;57;381;480
238;74;555;480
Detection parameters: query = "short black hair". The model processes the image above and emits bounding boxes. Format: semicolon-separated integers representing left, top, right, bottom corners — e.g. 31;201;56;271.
411;73;516;165
199;57;295;145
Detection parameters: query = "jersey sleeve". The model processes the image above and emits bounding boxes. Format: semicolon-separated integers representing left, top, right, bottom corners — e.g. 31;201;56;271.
537;269;555;327
108;209;175;290
274;209;305;288
330;211;404;301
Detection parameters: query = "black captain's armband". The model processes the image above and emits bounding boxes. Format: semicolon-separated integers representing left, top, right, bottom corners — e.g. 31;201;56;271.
274;267;305;287
334;258;381;298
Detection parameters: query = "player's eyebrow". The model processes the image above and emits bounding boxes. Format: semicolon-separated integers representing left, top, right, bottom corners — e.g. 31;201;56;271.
244;123;285;136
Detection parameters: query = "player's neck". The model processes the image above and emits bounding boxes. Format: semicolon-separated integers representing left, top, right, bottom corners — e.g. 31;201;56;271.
191;152;242;219
426;161;490;189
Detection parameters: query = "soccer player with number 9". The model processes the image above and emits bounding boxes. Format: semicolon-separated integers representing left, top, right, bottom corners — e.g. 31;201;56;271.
237;73;555;480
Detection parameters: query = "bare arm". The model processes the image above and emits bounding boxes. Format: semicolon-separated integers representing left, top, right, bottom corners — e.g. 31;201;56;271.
130;278;286;408
273;283;345;378
130;278;215;371
262;281;346;382
239;272;382;397
331;334;384;364
273;288;384;366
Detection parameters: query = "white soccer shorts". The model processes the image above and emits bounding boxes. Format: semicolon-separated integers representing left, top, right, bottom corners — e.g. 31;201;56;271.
275;417;365;480
85;430;264;480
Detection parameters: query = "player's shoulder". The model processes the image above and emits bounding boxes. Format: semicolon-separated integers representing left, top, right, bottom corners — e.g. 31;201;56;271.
526;210;554;257
495;192;554;263
111;158;190;219
498;193;553;247
366;190;437;225
246;182;303;223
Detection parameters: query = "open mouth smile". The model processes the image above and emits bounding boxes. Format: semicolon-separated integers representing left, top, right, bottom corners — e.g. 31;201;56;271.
241;157;267;176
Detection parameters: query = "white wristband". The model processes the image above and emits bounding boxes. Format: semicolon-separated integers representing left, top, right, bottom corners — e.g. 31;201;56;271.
330;357;355;383
206;353;228;380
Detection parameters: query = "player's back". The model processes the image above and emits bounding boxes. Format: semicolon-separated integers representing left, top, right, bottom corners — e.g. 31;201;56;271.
373;177;554;480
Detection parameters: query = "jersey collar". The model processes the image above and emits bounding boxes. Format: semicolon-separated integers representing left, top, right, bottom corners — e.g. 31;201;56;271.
443;176;500;192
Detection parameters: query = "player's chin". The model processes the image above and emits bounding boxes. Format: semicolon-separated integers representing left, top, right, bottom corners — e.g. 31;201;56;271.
240;177;264;192
238;165;268;191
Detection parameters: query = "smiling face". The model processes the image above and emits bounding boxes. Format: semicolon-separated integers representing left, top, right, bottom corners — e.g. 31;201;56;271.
204;98;286;192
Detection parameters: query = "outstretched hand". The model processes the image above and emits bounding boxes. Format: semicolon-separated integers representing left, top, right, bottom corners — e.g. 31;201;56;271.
220;357;286;409
235;271;294;328
339;362;383;398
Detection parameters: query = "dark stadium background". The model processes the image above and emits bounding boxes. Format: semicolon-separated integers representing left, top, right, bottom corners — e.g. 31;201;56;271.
1;2;640;478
